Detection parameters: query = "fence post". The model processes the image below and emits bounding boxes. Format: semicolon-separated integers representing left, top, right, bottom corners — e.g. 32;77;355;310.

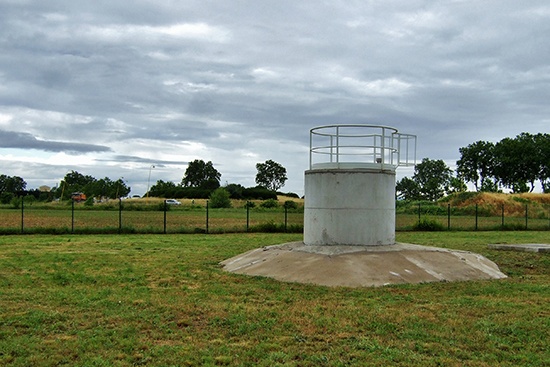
20;196;24;234
525;204;529;229
475;204;478;231
118;198;122;233
447;204;451;230
501;204;505;229
285;205;288;232
71;199;75;233
246;201;250;232
206;200;209;234
163;200;167;234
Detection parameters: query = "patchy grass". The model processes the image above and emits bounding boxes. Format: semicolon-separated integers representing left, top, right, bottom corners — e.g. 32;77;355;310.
0;232;548;366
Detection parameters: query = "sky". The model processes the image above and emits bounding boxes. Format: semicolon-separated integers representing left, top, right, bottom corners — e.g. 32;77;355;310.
1;1;550;196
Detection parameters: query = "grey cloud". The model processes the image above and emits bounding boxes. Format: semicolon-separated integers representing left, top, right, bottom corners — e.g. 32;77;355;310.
0;130;111;153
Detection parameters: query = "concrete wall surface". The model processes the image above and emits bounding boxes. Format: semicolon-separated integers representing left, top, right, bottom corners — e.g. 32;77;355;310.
304;169;396;246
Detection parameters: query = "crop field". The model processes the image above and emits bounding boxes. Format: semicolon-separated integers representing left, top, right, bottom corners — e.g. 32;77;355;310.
1;231;548;366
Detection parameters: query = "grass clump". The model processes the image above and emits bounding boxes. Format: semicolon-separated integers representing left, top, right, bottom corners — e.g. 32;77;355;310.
413;218;445;231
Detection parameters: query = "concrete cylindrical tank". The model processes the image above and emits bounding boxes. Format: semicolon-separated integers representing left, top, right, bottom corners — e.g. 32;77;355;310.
304;125;415;246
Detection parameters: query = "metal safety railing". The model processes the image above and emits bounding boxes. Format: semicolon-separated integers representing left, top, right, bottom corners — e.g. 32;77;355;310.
309;124;416;170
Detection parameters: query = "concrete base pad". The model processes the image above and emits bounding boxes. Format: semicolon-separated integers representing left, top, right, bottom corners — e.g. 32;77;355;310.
488;243;550;253
221;242;507;288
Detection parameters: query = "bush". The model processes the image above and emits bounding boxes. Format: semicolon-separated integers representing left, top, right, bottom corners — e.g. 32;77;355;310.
209;188;232;208
244;201;256;209
241;186;277;200
1;192;14;204
260;198;279;208
283;200;298;210
413;218;445;231
10;196;21;209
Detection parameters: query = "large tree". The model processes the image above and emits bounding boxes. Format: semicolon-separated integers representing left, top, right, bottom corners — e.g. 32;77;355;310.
148;180;177;198
493;135;538;193
534;133;550;192
57;170;96;199
255;160;287;192
396;176;420;201
182;160;221;189
413;158;453;201
456;140;495;191
0;174;26;195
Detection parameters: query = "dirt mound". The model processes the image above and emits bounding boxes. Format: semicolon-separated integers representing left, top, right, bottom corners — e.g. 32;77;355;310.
445;192;550;216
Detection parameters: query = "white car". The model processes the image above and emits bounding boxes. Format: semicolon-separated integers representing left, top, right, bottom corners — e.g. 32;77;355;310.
165;199;181;205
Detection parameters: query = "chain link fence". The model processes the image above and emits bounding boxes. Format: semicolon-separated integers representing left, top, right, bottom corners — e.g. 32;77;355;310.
2;198;550;234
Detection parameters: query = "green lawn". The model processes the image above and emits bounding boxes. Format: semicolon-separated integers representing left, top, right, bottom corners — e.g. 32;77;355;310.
0;232;548;366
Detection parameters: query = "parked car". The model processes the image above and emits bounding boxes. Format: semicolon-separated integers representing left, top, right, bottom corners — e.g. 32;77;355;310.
165;199;181;205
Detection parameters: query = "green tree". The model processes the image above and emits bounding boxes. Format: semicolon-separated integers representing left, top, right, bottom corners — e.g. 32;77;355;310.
255;160;287;192
413;158;453;201
55;171;96;199
493;135;537;193
396;176;420;201
111;178;131;198
225;183;245;199
456;141;495;191
148;180;177;197
0;174;27;196
448;177;467;194
534;133;550;192
182;160;221;189
209;187;231;208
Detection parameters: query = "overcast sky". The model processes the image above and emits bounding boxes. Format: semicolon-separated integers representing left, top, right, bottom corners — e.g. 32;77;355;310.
1;1;549;196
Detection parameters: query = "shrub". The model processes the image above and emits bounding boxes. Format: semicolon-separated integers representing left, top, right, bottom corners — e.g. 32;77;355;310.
244;201;256;209
413;218;445;231
209;188;232;208
1;192;14;205
242;186;277;200
10;196;21;209
283;200;298;210
260;199;279;208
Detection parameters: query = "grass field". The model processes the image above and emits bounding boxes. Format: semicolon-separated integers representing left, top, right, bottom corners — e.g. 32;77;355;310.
0;232;548;366
2;207;550;234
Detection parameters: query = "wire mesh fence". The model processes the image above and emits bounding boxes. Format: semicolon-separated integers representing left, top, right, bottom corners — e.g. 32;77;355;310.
1;198;549;234
0;198;304;235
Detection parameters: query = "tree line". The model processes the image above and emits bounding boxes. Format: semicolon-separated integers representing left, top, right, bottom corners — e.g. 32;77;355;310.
0;159;290;204
149;159;291;201
397;132;550;201
0;171;132;205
